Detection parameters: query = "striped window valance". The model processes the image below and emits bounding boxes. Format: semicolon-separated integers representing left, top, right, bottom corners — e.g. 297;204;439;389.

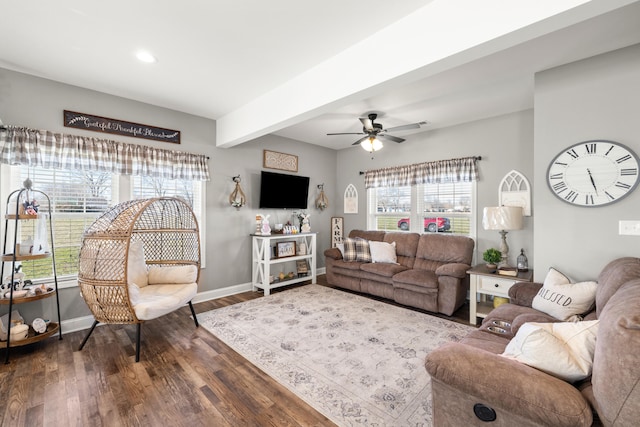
0;126;210;181
364;156;479;189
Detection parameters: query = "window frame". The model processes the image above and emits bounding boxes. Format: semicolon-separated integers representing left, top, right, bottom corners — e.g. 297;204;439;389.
367;180;477;238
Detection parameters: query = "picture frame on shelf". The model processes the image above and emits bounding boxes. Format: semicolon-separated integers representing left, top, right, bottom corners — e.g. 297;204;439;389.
296;259;309;277
276;241;296;258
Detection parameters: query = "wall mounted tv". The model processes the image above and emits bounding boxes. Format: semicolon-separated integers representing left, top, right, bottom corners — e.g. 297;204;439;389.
259;171;310;209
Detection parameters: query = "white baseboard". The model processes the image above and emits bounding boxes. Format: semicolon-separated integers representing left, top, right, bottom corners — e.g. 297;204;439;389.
64;270;324;333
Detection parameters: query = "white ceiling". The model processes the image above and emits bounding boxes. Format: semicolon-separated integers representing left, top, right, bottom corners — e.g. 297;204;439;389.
1;1;640;151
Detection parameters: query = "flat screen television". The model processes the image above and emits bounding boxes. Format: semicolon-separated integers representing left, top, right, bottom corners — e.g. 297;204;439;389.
259;171;310;209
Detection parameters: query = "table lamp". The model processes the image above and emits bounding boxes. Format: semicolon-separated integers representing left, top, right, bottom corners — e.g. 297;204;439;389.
482;206;523;267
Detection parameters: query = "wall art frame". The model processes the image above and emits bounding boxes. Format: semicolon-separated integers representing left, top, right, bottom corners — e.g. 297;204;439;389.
263;149;298;172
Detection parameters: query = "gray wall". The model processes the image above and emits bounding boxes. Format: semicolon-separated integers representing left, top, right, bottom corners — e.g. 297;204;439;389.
0;68;337;322
533;43;640;281
335;109;535;267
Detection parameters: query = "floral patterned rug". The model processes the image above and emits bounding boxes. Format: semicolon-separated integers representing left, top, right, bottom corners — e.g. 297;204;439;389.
200;285;473;426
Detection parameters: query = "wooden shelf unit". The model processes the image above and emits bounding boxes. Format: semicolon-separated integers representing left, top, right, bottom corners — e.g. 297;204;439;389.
1;187;62;363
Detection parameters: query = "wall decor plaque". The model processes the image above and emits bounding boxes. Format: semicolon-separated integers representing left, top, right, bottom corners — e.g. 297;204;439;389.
263;150;298;172
63;110;181;144
331;217;344;248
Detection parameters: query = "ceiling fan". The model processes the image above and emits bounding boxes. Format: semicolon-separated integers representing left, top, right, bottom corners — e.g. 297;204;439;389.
327;113;427;151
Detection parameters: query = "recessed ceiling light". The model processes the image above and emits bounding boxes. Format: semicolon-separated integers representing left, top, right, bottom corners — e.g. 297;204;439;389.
136;51;157;63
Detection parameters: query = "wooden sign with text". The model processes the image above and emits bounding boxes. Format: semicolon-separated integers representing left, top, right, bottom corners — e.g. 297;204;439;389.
64;110;181;144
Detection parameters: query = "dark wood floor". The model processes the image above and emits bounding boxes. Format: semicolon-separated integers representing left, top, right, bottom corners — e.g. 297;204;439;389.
0;276;469;427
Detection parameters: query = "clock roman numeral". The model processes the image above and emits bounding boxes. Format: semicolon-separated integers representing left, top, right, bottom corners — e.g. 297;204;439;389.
552;182;567;193
566;149;579;159
605;191;615;200
564;191;578;202
621;168;638;176
554;161;567;167
549;173;563;179
617;154;632;163
585;194;594;205
585;143;596;154
606;145;614;156
615;181;631;189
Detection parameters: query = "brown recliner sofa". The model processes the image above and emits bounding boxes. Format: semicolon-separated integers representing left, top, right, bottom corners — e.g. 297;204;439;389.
324;229;475;315
425;257;640;427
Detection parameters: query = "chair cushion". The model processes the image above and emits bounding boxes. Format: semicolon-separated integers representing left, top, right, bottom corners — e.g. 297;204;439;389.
128;240;148;288
132;283;198;320
148;265;198;284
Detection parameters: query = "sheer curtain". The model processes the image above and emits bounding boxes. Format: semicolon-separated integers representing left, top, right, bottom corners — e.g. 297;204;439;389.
364;156;479;188
0;126;210;181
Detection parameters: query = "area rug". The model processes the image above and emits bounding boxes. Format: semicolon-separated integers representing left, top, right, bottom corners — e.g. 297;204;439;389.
199;285;474;426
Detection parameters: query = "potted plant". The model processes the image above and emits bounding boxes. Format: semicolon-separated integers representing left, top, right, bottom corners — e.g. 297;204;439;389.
483;248;501;269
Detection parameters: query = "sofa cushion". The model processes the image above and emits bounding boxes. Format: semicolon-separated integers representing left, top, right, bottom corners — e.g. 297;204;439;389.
343;237;372;262
532;268;597;321
369;241;397;264
414;233;474;267
502;320;599;383
383;232;419;268
348;229;385;242
595;257;640;317
393;268;438;289
360;262;407;278
591;278;640;425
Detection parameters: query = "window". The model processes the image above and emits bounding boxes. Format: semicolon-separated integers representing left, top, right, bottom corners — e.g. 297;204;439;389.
1;167;115;282
368;181;475;237
132;175;203;230
1;165;204;285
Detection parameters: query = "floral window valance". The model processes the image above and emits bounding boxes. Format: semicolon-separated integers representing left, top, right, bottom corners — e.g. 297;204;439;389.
0;126;210;181
364;156;479;189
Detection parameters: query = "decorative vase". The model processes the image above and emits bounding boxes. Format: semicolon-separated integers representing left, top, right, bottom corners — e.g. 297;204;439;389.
486;263;497;270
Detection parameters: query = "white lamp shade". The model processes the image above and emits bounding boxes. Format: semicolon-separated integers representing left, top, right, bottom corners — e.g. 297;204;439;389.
482;206;523;230
361;137;383;152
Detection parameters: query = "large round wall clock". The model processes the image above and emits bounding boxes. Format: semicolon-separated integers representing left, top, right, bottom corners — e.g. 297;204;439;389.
547;140;639;207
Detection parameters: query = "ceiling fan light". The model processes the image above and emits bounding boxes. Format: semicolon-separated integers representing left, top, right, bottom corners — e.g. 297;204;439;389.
361;137;383;152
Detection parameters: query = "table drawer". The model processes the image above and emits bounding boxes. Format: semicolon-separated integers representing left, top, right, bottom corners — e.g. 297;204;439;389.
478;276;515;296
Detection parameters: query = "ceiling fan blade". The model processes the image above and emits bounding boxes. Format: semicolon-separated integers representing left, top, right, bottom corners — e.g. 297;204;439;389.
384;123;420;132
352;135;371;146
327;132;365;136
378;134;405;143
359;117;374;131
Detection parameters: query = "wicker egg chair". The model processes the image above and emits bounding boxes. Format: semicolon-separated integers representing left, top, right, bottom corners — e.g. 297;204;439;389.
77;197;201;362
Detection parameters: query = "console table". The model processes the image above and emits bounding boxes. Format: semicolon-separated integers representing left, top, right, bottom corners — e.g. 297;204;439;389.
468;264;533;325
251;233;317;295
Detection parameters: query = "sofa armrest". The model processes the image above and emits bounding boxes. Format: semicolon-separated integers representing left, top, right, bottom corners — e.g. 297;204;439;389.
426;342;592;427
508;281;543;307
435;263;470;279
324;247;343;260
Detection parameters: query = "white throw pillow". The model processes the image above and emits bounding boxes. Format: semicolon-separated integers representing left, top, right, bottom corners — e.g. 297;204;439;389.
127;240;148;288
148;265;198;285
532;268;597;321
369;241;398;264
336;243;345;257
502;320;599;382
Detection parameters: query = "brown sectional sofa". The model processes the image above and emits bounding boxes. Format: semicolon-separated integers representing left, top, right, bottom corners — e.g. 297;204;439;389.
324;229;475;315
425;257;640;427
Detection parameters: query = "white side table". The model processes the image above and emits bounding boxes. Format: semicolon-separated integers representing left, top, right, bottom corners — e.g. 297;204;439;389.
468;265;533;325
